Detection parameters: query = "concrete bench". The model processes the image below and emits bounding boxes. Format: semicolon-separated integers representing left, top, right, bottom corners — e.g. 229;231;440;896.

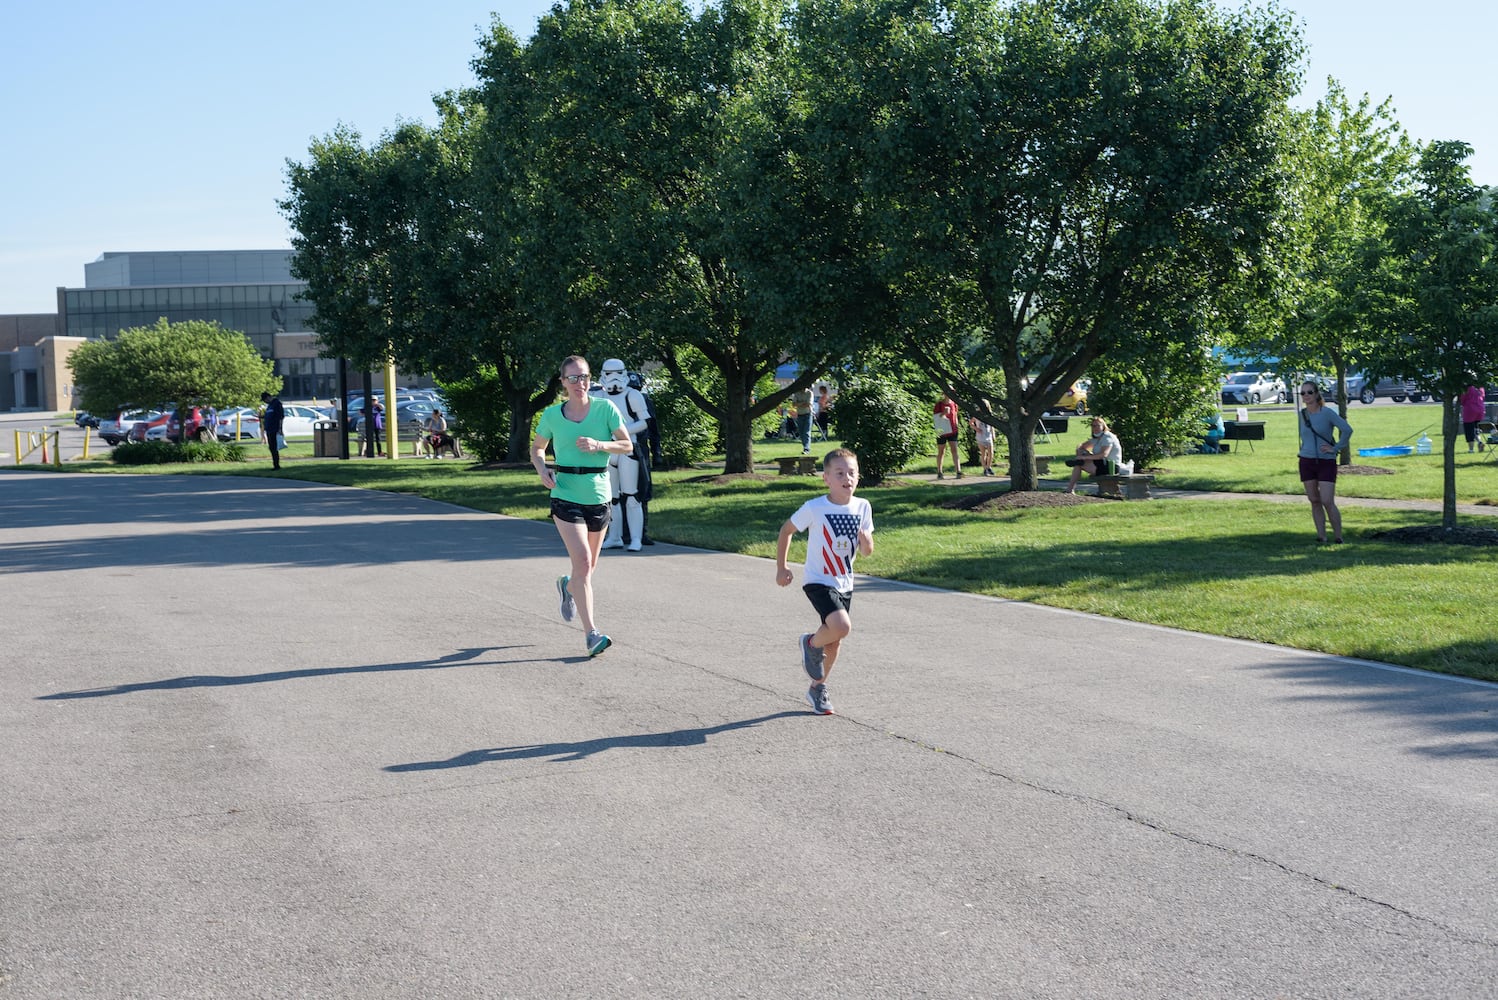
776;455;818;475
1095;473;1156;500
1034;455;1058;475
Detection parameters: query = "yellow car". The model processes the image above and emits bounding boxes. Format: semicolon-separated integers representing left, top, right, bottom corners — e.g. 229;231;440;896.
1053;382;1088;414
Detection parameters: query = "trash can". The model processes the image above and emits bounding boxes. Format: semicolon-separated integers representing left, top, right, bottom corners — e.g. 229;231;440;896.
313;420;340;458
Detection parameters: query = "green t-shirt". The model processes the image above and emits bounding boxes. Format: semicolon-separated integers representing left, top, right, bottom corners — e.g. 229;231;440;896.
536;398;623;505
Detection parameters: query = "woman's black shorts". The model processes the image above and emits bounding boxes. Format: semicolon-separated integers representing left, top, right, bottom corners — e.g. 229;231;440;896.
551;497;612;533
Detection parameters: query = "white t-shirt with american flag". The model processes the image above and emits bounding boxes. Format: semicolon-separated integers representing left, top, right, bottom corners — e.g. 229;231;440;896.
790;494;874;593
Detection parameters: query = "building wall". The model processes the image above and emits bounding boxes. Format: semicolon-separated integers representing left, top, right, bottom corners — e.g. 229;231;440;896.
0;314;60;352
37;337;89;415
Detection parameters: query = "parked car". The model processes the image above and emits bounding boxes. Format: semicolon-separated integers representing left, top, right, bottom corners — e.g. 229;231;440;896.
98;410;156;445
130;412;174;442
215;407;263;441
349;399;439;435
167;407;215;443
74;411;101;428
1049;381;1088;415
1220;371;1286;405
1342;372;1427;405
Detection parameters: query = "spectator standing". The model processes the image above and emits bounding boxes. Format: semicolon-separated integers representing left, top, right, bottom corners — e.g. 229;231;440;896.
816;385;833;440
1460;385;1486;452
260;391;285;471
933;394;962;479
1297;380;1353;544
792;385;814;455
970;415;996;476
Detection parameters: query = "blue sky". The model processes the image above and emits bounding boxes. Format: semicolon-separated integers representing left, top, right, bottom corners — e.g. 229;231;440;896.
3;0;1493;315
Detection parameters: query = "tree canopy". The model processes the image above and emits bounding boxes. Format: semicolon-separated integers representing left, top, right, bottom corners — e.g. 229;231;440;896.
68;319;278;416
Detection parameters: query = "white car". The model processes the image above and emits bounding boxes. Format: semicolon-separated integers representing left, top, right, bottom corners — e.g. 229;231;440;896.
98;410;158;445
215;408;262;441
279;404;330;438
1220;371;1286;405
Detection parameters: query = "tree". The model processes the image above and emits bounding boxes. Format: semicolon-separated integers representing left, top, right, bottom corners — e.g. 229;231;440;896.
1379;141;1498;530
500;0;889;473
811;0;1302;489
282;91;564;462
68;318;277;417
1252;80;1413;458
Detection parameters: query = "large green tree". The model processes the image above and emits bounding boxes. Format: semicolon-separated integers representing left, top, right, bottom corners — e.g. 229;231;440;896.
810;0;1302;488
68;318;277;417
494;0;888;473
1259;80;1413;457
1379;141;1498;530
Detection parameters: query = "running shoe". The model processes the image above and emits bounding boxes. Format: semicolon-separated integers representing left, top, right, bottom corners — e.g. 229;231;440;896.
586;630;612;657
799;633;825;682
805;684;833;715
556;575;575;622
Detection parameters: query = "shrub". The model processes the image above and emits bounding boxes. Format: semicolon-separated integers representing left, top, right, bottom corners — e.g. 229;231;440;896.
650;375;717;469
437;372;511;463
111;440;245;465
830;378;929;485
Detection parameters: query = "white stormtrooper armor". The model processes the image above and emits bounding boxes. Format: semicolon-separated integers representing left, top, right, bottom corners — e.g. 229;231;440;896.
590;359;651;551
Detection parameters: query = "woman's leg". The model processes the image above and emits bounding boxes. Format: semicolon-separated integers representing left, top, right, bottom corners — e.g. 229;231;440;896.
554;516;602;633
1302;479;1327;541
1319;480;1342;542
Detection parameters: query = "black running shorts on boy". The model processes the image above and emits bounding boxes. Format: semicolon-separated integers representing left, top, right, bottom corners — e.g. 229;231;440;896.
804;583;853;621
551;497;611;533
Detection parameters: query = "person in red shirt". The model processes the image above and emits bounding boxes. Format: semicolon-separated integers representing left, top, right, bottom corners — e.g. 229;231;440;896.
933;394;962;479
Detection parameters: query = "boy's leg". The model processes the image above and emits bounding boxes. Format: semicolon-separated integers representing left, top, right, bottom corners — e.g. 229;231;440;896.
812;608;852;682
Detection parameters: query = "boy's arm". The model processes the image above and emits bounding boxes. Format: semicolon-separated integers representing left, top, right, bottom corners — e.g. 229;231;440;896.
775;519;798;587
858;530;874;557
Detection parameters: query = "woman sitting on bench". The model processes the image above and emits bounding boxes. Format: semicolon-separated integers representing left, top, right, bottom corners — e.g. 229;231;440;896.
1064;417;1122;494
424;409;460;458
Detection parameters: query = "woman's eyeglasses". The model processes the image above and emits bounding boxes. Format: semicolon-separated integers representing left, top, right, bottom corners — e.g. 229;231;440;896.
1300;389;1316;396
563;374;591;384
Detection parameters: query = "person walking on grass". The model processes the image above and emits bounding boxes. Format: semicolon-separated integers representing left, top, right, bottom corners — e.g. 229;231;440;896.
933;393;962;479
1297;379;1353;544
532;356;635;657
775;448;875;716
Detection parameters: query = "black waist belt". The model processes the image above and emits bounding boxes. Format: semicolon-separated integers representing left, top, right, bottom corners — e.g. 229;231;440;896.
554;464;609;475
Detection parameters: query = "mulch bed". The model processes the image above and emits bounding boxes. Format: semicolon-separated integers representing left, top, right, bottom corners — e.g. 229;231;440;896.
1339;464;1395;476
1369;524;1498;547
939;489;1105;511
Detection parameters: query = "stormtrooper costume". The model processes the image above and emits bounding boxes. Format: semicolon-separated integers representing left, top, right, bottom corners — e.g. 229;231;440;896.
590;359;652;551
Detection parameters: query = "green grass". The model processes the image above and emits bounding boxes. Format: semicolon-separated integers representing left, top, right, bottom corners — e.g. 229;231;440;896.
15;408;1498;683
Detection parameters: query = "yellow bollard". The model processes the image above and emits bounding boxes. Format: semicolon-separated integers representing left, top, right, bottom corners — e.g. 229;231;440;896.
52;431;61;467
12;430;18;466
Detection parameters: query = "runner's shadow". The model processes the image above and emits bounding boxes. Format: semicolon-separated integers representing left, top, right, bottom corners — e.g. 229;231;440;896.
385;711;804;770
37;647;525;700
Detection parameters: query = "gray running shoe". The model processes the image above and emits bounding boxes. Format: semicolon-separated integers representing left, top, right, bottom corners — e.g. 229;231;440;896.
586;630;612;658
806;684;833;715
556;575;575;622
799;633;825;682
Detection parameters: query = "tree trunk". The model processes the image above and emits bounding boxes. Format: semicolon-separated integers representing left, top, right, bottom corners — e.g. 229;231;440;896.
1005;415;1038;492
721;373;756;474
505;387;541;463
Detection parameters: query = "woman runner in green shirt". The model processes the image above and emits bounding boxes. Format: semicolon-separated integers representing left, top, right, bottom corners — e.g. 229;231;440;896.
532;355;636;656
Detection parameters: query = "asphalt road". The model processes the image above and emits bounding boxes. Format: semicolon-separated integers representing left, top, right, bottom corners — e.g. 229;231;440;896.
1;473;1495;999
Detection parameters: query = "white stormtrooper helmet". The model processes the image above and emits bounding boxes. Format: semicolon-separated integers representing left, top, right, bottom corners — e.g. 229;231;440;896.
599;358;630;394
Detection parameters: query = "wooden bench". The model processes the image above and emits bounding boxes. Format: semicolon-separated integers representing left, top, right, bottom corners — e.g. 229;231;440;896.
775;455;818;475
1094;473;1156;500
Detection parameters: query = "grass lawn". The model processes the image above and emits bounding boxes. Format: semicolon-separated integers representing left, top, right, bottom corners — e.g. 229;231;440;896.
20;404;1498;683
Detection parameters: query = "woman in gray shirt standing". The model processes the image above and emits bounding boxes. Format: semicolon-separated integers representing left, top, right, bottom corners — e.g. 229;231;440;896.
1297;380;1354;543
